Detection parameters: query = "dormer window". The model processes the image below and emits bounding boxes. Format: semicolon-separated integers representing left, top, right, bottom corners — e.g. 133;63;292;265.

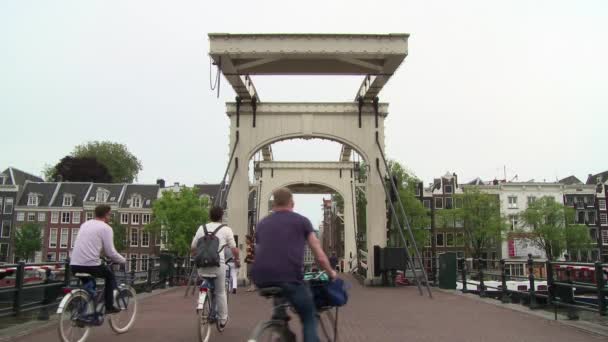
27;193;40;206
130;195;142;208
63;194;74;207
0;174;6;185
96;188;110;203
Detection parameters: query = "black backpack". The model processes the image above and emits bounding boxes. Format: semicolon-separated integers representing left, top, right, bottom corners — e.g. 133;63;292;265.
194;224;226;268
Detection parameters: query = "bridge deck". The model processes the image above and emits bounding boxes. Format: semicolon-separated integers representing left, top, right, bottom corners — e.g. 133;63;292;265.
12;275;603;342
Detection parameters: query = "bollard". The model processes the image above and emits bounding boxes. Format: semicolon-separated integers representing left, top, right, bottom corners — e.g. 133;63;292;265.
500;259;510;303
37;268;52;320
565;268;579;320
527;254;537;309
595;262;607;316
478;258;486;298
13;262;25;317
459;258;468;293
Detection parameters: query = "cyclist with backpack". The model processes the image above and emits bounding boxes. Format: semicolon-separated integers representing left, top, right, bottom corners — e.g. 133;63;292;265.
191;206;240;329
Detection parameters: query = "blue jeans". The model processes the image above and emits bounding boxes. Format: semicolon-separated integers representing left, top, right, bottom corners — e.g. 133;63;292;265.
261;282;318;342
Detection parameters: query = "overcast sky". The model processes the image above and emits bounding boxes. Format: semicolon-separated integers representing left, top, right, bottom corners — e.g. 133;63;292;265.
2;0;607;225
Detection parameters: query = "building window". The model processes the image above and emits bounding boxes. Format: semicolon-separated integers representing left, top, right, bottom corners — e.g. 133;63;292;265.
446;233;454;247
27;212;36;222
27;194;38;207
59;252;68;261
508;196;518;209
49;228;58;248
590;228;597;240
602;230;608;245
61;212;71;224
155;232;162;246
129;254;138;272
599;199;607;211
577;211;586;224
131;195;142;208
141;230;149;247
600;214;607;226
509;215;518;231
527;196;536;205
71;228;79;248
423;200;431;209
434;197;443;209
51;212;59;224
142;214;151;224
38;213;46;222
436;233;445;247
454;198;463;209
445;197;453;209
63;195;73;207
47;252;56;262
588;212;596;225
508;264;525;277
130;228;139;247
132;214;140;225
0;243;9;262
96;188;109;203
456;232;465;246
60;228;69;248
1;221;11;238
86;212;93;221
73;212;81;224
3;198;13;214
121;213;129;224
16;212;25;221
141;254;149;272
444;185;453;194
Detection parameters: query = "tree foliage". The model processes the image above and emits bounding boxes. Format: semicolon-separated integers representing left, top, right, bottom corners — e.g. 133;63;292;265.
14;223;42;262
48;156;112;182
437;188;506;258
147;187;209;256
518;196;592;260
44;141;142;183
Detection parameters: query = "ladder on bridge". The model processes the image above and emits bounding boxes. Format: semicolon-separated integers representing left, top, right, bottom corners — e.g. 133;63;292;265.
375;132;433;298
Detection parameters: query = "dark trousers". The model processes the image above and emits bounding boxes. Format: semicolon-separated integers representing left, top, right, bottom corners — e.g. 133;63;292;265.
259;282;318;342
71;265;117;309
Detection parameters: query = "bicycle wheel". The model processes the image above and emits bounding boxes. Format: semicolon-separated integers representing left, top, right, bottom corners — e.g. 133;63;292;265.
197;295;212;342
248;322;293;342
57;291;93;342
109;286;138;333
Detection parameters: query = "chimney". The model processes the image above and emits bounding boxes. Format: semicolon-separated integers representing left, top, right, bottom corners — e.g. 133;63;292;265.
453;172;458;187
156;179;165;188
174;182;180;187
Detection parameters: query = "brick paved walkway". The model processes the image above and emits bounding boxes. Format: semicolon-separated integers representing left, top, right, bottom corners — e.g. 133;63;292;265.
11;275;604;342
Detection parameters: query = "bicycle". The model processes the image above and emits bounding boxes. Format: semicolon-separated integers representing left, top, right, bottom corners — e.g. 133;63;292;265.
196;270;228;342
57;260;137;342
248;272;339;342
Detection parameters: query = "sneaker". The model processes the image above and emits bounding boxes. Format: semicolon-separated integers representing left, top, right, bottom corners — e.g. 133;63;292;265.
106;307;122;315
218;319;228;331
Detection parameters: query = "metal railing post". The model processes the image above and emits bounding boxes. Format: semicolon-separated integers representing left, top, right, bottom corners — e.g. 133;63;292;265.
13;262;25;317
565;268;579;320
63;258;71;288
147;258;153;292
37;268;52;320
478;258;486;297
527;254;537;309
500;259;510;303
595;261;607;316
130;258;136;284
460;258;468;293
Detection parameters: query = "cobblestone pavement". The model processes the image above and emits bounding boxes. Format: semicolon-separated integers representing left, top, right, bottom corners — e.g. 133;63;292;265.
11;275;605;342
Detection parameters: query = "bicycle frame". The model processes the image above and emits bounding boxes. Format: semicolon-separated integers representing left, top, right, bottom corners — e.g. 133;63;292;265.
198;277;219;321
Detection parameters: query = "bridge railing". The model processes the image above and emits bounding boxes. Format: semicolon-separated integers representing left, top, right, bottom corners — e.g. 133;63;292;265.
0;257;167;320
457;254;607;318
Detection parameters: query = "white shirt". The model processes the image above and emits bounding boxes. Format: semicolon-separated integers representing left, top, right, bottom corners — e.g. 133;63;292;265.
70;219;126;266
191;222;236;264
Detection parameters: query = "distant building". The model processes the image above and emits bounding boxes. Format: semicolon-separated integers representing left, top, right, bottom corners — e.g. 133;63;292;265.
0;168;43;263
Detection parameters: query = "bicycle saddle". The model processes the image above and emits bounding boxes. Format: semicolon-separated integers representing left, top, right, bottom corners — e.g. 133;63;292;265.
258;287;283;297
74;273;94;278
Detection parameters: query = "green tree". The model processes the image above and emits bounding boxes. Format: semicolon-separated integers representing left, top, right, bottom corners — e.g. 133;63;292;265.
44;141;142;183
386;160;430;250
147;187;209;256
110;216;127;252
438;188;505;258
518;196;592;260
14;223;42;262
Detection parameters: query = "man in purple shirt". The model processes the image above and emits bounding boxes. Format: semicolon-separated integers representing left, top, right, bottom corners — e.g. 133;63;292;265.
252;188;337;342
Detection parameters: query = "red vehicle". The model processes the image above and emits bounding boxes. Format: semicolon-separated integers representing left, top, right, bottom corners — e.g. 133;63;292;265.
0;265;64;288
554;264;608;284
